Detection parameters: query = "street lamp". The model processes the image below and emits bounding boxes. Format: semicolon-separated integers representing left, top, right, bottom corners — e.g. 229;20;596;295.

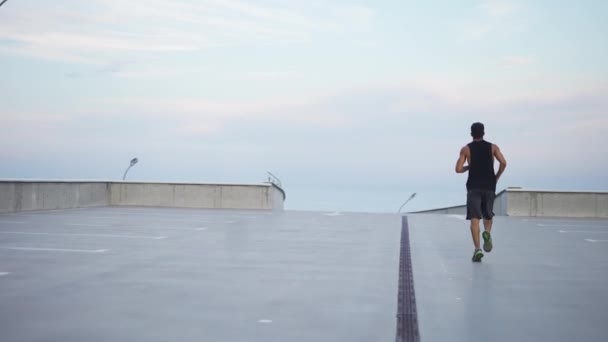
398;192;417;213
122;158;139;181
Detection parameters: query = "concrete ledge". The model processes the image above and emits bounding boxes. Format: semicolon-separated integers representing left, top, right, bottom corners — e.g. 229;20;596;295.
0;181;110;213
0;180;285;213
410;204;466;215
415;188;608;218
499;188;608;218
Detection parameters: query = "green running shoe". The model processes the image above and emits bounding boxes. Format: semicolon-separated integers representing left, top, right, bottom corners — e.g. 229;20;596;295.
482;231;493;253
472;249;484;262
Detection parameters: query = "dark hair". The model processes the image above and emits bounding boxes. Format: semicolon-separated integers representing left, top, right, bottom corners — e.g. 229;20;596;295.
471;122;485;139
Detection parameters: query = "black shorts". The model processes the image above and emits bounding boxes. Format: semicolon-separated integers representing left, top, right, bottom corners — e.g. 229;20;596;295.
466;190;495;220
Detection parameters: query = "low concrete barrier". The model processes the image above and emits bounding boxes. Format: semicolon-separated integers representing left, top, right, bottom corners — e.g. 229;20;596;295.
0;181;110;213
410;204;466;215
414;188;608;218
110;182;284;210
0;180;285;213
498;188;608;218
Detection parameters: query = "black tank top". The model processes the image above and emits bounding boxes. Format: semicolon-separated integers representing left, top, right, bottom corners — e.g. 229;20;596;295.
466;140;496;191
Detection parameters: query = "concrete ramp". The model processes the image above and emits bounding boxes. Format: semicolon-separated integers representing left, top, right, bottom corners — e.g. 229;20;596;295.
408;214;608;341
1;207;607;341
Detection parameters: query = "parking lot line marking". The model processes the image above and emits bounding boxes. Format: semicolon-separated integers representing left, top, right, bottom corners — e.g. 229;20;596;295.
66;223;107;227
2;247;108;253
559;230;608;234
0;231;167;240
538;223;608;228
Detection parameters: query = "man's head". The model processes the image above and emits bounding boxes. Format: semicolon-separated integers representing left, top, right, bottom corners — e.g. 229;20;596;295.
471;122;485;139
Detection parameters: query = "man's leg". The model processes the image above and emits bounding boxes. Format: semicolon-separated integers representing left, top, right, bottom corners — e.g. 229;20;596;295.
481;191;495;252
467;191;484;261
483;219;493;232
470;218;481;249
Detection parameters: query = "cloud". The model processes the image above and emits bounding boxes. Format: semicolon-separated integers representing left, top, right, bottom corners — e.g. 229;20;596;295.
464;0;525;39
0;0;377;65
1;79;607;200
479;0;520;17
499;55;534;67
330;5;377;32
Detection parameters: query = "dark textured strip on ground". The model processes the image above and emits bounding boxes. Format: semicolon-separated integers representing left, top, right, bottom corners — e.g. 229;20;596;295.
395;216;420;342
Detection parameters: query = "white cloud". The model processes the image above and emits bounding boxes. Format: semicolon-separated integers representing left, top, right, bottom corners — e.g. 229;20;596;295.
0;0;377;65
479;0;520;17
330;5;377;32
500;55;534;67
464;0;524;39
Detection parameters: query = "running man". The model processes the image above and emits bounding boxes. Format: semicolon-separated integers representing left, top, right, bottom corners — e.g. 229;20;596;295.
455;122;507;262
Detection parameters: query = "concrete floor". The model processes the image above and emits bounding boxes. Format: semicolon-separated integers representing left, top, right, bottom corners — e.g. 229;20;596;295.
1;208;608;341
0;207;401;342
408;214;608;342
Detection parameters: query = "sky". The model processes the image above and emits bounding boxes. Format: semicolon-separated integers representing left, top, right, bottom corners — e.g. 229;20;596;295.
1;0;607;213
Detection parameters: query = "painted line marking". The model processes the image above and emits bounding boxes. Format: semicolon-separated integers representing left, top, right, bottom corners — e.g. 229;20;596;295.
258;319;273;324
0;272;10;276
2;247;108;253
585;239;608;243
66;225;198;231
559;230;608;234
448;215;466;220
324;212;343;217
538;224;608;228
19;215;229;225
66;223;106;227
0;231;167;240
196;227;208;231
93;211;259;219
0;221;27;224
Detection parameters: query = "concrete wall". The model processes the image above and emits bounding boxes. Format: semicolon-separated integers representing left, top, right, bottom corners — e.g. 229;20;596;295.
0;181;110;213
411;204;467;215
1;180;285;213
505;189;608;218
110;182;283;210
494;191;508;216
413;189;608;218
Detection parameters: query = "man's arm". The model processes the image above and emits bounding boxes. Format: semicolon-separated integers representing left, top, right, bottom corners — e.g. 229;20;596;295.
455;146;469;173
493;144;507;182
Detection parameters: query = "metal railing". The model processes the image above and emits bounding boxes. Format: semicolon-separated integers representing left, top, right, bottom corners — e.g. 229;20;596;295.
266;171;283;188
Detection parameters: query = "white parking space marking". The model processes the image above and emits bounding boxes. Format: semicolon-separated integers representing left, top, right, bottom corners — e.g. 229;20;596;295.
0;231;167;240
66;223;107;227
0;272;10;276
585;239;608;243
537;223;608;228
0;221;28;224
30;216;231;224
559;230;608;234
92;210;259;218
448;215;466;220
2;247;108;253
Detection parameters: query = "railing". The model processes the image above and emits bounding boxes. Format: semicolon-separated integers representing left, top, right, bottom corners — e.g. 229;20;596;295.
266;171;283;188
266;171;286;201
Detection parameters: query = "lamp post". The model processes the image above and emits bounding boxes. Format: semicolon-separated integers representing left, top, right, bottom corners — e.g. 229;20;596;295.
122;158;139;181
0;1;10;8
398;192;417;213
